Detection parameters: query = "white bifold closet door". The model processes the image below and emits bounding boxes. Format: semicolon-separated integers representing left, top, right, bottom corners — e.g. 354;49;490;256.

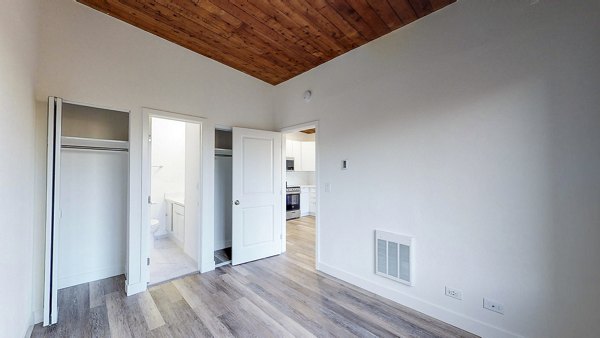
231;127;282;265
43;97;61;326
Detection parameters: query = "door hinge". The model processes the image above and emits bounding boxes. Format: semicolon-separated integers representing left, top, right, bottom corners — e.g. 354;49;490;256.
147;257;150;266
148;196;152;204
148;134;152;142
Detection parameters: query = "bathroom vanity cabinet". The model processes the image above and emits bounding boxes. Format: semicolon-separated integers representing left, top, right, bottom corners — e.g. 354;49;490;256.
165;196;185;246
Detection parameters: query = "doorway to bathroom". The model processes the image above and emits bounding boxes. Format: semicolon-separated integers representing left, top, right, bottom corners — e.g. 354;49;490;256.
147;114;202;285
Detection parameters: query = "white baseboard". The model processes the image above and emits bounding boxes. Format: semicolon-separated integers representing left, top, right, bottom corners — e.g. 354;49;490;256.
214;240;232;251
32;309;43;324
58;265;124;289
317;262;521;338
24;324;33;338
125;280;147;296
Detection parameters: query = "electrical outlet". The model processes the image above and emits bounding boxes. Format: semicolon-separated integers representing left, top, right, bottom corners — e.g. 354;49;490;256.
445;287;462;300
483;298;504;314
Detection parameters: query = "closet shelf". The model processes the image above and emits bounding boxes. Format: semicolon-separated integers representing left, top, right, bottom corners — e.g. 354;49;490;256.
61;136;129;150
215;148;232;156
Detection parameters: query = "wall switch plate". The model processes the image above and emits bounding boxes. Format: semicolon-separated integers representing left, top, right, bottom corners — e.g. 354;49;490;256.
325;183;332;192
445;287;462;300
483;298;504;314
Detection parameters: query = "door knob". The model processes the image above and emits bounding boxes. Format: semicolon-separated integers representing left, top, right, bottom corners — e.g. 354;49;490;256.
234;200;240;205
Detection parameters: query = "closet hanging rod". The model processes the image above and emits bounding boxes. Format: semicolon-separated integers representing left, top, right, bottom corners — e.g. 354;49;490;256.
215;154;232;157
61;145;128;152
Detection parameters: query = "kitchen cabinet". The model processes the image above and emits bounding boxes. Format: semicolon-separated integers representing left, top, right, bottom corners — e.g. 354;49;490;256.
292;141;303;170
309;187;317;215
301;142;315;171
300;187;309;216
286;140;293;160
286;139;315;172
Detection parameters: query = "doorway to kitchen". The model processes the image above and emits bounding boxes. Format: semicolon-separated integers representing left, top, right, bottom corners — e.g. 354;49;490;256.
144;110;203;285
282;122;319;268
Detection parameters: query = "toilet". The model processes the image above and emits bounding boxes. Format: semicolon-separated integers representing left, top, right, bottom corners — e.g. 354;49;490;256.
150;219;160;249
150;218;160;233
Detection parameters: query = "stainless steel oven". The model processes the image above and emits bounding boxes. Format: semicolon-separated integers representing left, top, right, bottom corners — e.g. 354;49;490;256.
286;186;300;220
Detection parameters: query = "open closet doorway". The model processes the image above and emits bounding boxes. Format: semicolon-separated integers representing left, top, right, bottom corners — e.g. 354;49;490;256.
145;111;202;285
214;128;232;266
43;98;130;325
282;123;319;269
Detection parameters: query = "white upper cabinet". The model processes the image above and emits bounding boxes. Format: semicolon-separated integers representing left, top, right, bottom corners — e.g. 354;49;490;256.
301;142;315;172
286;139;315;172
292;140;303;170
286;140;293;159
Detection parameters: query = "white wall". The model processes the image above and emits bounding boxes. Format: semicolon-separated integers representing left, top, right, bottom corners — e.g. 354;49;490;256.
0;0;40;336
32;0;274;318
58;149;128;288
273;1;600;337
151;118;186;230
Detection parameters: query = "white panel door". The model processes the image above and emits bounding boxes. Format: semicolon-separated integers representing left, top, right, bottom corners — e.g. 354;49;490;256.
232;127;282;265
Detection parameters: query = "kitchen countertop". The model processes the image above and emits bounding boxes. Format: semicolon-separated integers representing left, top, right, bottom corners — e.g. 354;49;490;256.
300;185;316;189
164;193;185;206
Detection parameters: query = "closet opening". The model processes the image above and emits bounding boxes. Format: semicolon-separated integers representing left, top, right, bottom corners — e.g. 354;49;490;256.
43;98;130;325
214;128;232;267
148;116;201;285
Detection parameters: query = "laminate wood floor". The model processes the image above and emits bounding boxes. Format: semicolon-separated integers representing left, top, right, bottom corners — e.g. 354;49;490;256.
32;216;477;338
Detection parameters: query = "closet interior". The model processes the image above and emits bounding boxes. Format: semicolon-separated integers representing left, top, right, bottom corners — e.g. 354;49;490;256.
214;129;232;266
58;102;129;289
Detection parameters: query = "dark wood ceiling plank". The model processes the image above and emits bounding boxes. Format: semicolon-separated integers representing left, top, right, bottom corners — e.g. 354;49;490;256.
430;0;456;11
305;0;367;45
387;0;418;24
407;0;433;18
207;0;325;63
153;0;311;73
183;0;316;69
265;0;349;53
83;0;283;83
281;0;358;50
121;0;296;78
344;0;391;36
366;0;404;29
245;0;340;58
325;0;379;41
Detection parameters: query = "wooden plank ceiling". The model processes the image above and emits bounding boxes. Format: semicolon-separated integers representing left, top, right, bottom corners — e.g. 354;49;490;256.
77;0;456;85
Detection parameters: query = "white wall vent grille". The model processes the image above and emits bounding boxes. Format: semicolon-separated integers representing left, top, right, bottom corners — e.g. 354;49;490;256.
375;230;414;286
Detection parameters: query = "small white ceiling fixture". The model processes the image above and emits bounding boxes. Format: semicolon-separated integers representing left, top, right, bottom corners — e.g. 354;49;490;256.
303;90;312;102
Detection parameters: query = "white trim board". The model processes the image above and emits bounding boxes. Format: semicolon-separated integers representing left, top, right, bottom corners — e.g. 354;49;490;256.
58;265;125;289
317;262;522;338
